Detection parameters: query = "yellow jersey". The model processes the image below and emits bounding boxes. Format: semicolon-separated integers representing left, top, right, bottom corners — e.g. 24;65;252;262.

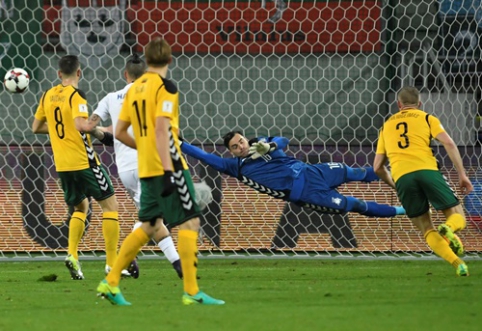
118;72;187;178
34;84;100;172
376;108;445;182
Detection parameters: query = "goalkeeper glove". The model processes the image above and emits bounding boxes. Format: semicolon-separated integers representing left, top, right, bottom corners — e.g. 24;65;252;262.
99;131;114;147
249;142;276;159
161;171;177;197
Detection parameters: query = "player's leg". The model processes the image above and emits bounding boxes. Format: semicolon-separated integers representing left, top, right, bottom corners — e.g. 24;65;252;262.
161;169;224;305
98;219;159;305
58;172;88;280
344;196;405;217
97;175;166;305
85;165;119;270
345;166;380;183
422;171;467;256
397;171;468;276
412;213;468;276
439;205;466;256
120;169;181;277
312;163;379;188
152;223;183;279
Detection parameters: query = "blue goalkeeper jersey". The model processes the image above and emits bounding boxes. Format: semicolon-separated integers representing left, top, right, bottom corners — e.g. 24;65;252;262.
181;136;311;202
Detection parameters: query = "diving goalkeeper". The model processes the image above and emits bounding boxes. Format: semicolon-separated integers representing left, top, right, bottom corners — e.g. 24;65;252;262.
181;131;405;218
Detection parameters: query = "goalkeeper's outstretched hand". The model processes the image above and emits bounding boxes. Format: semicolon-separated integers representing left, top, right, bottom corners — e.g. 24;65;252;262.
249;142;272;159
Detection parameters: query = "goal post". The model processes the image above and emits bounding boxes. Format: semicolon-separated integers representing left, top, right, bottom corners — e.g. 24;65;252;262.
1;0;482;259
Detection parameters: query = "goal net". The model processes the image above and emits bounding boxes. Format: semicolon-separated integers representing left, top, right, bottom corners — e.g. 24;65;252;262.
1;0;481;259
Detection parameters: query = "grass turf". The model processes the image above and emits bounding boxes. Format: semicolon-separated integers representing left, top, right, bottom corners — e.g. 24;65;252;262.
0;259;480;331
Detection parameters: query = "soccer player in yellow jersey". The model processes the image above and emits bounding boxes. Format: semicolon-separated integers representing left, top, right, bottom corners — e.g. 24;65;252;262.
374;86;473;276
32;55;121;280
96;38;224;305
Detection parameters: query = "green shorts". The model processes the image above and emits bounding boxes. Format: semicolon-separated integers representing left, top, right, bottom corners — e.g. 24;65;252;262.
396;170;460;218
58;165;115;206
139;169;201;228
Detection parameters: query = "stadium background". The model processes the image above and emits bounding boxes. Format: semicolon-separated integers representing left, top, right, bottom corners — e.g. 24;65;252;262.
0;0;481;257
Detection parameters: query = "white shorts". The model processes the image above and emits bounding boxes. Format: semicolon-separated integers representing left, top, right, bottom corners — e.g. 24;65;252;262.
118;169;141;209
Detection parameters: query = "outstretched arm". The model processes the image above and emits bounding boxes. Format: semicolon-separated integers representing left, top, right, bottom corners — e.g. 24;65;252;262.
181;141;237;176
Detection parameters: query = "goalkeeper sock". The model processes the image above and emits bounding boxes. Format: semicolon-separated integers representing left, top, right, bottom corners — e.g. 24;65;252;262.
102;212;120;268
424;229;463;267
178;229;200;296
158;236;180;264
346;166;379;182
346;198;398;217
106;227;149;287
445;213;466;232
68;211;86;260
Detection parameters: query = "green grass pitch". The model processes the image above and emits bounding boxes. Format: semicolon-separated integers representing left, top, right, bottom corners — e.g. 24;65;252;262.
0;259;480;331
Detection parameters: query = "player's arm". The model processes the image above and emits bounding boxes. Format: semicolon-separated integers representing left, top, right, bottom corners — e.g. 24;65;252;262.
32;92;48;134
156;116;174;171
435;131;473;194
116;119;136;149
181;141;235;175
269;136;289;150
373;153;395;189
373;129;396;189
32;118;49;134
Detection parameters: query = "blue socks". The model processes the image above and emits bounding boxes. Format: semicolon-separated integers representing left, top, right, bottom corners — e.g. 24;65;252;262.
346;197;404;217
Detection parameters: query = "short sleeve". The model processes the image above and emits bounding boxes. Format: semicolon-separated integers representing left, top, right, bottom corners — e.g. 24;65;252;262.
156;87;176;119
428;115;445;138
71;92;89;119
118;91;131;123
375;128;386;154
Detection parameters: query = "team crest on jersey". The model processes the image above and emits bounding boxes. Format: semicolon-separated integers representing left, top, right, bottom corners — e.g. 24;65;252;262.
332;197;342;206
60;0;126;69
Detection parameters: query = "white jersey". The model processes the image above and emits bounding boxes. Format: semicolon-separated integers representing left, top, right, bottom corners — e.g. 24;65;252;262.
94;83;138;173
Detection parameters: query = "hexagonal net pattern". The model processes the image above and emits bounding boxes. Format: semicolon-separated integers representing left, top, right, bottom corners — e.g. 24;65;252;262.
0;0;482;260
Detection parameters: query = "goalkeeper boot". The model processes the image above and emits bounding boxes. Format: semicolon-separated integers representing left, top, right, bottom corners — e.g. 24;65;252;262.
438;224;464;256
97;279;131;306
104;265;133;278
182;291;225;305
456;263;469;277
64;255;84;280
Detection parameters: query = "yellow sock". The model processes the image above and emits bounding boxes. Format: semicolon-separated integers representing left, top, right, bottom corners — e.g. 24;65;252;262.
178;229;199;295
424;229;463;267
445;213;466;232
68;211;86;260
106;227;149;287
102;212;120;267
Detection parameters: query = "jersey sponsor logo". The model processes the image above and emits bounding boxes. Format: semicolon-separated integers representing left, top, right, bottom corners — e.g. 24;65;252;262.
79;104;88;113
162;101;173;113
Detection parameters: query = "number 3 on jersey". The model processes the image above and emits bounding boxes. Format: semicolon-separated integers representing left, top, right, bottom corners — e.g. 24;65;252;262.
133;100;147;136
396;122;409;149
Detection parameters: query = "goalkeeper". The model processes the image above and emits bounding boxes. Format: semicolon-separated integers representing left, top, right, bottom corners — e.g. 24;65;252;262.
180;131;405;218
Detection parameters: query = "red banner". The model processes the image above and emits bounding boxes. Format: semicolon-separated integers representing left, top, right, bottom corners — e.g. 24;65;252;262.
128;0;382;54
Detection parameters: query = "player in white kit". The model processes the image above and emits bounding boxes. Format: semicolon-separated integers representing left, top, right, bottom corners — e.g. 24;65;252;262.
89;54;211;279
